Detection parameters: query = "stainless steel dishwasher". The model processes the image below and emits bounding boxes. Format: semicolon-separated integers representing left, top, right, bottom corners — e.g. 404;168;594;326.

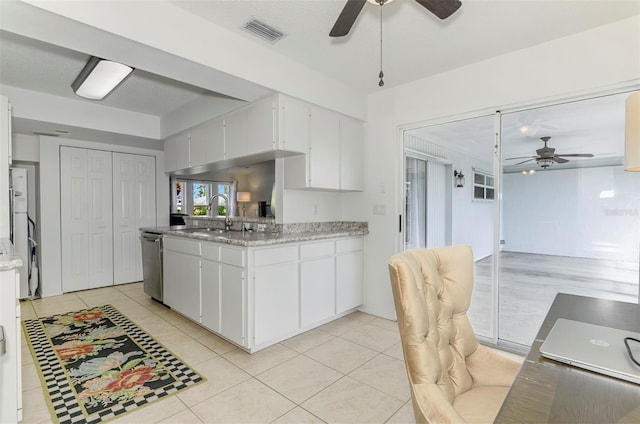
140;231;163;302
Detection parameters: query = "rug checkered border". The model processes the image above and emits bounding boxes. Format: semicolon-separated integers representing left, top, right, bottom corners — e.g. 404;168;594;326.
23;304;206;424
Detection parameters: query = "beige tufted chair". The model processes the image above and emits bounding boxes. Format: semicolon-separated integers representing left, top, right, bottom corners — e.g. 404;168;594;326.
388;245;521;424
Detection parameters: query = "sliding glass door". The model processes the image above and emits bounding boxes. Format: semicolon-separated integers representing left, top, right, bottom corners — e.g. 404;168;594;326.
403;91;640;349
403;115;496;340
498;93;639;348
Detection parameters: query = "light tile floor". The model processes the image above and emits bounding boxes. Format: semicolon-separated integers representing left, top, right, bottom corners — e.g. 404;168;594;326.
19;283;420;424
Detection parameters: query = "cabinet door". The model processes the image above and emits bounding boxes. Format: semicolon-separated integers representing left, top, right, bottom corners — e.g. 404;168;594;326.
309;106;340;190
247;96;276;155
61;147;113;292
339;117;364;191
163;249;201;322
164;131;189;172
223;109;248;160
206;117;225;163
189;123;207;168
301;256;335;327
336;250;364;313
201;259;221;332
279;95;309;154
220;264;245;346
254;262;299;346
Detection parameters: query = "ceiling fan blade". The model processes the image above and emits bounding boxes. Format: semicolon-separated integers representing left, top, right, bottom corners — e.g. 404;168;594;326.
330;0;367;37
515;158;535;166
414;0;462;19
555;153;594;158
505;156;535;161
553;157;569;164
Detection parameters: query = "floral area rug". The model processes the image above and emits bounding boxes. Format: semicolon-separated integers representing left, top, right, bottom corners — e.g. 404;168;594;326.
23;304;205;424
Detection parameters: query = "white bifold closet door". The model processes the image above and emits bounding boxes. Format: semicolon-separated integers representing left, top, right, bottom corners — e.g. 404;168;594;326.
112;153;156;284
60;147;113;291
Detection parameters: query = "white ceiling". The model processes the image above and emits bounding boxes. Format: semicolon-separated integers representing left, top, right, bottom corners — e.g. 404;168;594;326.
0;0;638;145
407;91;635;172
170;0;640;92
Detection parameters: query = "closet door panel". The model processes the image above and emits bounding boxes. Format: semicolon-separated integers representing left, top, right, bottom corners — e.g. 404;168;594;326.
113;153;137;284
87;150;113;288
61;147;113;292
113;153;156;284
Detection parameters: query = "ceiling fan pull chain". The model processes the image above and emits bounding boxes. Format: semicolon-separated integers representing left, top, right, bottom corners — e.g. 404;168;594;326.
378;2;384;87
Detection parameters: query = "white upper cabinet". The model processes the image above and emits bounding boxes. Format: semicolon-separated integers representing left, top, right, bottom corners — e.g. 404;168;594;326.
284;106;364;192
164;130;189;172
339;116;364;191
223;108;249;161
190;117;225;167
308;105;340;190
277;95;309;154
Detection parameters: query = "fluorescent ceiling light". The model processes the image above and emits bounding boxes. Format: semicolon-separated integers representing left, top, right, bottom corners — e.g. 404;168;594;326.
71;56;133;100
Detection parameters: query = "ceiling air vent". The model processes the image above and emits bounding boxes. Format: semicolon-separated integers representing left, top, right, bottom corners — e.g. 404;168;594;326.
243;19;286;43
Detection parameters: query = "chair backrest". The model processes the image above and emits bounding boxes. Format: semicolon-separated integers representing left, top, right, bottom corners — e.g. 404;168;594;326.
388;246;480;414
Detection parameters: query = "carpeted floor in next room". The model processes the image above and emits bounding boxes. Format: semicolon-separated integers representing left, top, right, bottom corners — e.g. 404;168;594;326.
21;282;419;424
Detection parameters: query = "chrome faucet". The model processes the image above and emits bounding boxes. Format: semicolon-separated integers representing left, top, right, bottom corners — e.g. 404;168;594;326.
207;193;232;231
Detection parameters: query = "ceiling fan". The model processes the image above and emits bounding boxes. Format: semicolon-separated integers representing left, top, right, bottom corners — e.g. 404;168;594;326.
505;136;594;169
330;0;462;37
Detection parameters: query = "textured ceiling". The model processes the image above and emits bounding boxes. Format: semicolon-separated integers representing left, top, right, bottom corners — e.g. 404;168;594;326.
406;91;634;171
170;0;640;92
0;30;218;117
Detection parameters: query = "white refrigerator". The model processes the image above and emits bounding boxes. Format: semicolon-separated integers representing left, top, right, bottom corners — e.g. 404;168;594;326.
11;167;31;299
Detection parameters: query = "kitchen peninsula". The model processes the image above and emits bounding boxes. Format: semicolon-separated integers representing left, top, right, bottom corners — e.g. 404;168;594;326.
142;220;367;353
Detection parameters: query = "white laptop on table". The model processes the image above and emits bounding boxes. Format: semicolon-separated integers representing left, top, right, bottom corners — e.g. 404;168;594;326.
539;318;640;385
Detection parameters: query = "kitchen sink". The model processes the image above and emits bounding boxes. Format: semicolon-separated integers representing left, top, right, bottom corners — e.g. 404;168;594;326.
179;227;226;233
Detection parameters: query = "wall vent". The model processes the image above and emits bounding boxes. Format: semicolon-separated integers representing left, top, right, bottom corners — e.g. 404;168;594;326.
243;19;286;43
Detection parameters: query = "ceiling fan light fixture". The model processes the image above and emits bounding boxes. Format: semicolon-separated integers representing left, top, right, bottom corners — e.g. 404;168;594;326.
624;91;640;172
71;56;133;100
536;157;554;169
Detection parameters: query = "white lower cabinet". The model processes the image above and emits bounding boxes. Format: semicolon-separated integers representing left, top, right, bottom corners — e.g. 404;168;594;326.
163;237;201;323
253;261;299;346
220;264;245;346
162;236;364;352
300;241;335;327
336;238;364;314
200;258;221;332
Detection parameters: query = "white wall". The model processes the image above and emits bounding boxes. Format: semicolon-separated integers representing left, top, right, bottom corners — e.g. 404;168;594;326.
503;166;640;261
361;16;640;319
11;133;39;162
39;137;169;297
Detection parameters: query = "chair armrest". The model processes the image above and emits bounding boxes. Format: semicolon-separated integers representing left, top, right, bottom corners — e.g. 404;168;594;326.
412;383;467;424
465;344;521;387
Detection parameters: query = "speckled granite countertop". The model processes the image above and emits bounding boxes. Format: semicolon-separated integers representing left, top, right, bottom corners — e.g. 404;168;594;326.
0;238;23;271
140;221;368;247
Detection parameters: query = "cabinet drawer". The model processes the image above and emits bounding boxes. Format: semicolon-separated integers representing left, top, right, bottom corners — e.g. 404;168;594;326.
300;241;334;259
164;237;200;256
254;245;298;267
221;246;246;267
336;237;363;253
201;243;220;261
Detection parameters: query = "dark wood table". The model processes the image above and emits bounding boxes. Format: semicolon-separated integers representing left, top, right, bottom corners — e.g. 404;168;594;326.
495;293;640;423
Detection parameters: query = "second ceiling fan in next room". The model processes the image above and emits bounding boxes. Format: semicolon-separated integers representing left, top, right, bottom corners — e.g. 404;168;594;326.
329;0;462;37
505;137;595;169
